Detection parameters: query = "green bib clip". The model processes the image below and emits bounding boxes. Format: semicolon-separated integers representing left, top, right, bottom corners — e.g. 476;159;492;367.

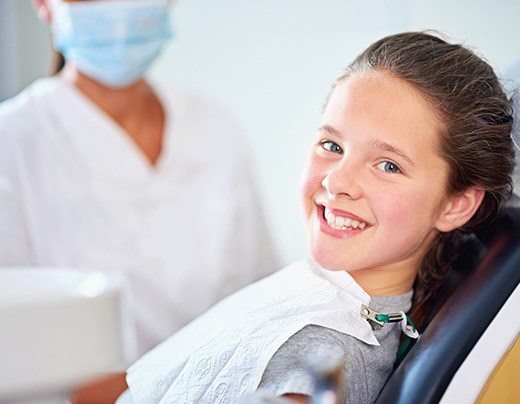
360;304;419;339
360;304;420;361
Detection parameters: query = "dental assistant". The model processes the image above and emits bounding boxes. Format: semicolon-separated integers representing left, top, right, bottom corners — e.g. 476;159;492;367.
0;0;277;357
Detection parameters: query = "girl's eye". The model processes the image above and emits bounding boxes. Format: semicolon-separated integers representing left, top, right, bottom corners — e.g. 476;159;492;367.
320;140;343;154
376;161;402;174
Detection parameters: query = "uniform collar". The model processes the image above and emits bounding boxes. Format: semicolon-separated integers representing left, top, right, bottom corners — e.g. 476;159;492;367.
45;76;180;185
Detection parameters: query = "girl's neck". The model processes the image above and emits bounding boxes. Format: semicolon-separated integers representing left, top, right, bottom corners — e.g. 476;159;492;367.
349;266;416;296
347;246;425;296
350;228;438;296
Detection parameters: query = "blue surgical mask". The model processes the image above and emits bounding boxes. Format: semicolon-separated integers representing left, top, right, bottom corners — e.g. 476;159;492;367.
51;0;173;88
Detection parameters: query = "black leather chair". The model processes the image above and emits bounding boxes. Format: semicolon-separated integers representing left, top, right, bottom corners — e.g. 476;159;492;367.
376;208;520;404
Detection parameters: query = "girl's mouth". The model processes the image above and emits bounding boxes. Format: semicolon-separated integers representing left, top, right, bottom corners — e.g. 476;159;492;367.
316;204;370;238
324;206;367;230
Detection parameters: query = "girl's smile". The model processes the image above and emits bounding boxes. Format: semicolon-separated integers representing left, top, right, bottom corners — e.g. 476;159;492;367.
316;204;370;239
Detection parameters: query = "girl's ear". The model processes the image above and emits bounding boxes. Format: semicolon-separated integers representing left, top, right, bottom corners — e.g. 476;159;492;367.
32;0;52;23
435;187;485;232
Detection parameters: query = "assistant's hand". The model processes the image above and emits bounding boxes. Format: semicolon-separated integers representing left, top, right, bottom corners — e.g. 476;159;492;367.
70;372;128;404
282;393;310;403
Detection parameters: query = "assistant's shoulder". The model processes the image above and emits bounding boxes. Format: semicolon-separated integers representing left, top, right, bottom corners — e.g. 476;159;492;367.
155;82;248;142
159;83;237;118
0;77;62;120
0;77;63;144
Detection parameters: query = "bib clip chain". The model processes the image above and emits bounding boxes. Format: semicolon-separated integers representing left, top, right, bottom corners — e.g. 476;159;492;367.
360;304;419;339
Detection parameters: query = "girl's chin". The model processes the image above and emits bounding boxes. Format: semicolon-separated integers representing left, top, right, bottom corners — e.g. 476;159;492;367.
311;250;349;271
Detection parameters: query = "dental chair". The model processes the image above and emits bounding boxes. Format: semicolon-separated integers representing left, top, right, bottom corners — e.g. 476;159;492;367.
376;207;520;403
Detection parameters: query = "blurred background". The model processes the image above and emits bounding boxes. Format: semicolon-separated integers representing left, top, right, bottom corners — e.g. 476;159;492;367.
1;0;519;266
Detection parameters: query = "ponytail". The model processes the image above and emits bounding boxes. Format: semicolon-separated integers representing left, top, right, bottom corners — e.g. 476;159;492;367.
409;231;464;331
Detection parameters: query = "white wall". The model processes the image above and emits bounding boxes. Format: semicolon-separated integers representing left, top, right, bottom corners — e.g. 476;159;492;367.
151;0;520;265
4;0;520;265
151;0;412;265
0;0;20;101
0;0;51;101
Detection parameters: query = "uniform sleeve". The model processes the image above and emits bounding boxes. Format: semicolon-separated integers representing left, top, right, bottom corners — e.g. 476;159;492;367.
213;110;280;299
0;132;35;266
227;161;280;286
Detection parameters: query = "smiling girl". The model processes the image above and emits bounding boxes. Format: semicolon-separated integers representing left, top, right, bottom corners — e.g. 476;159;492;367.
122;32;516;403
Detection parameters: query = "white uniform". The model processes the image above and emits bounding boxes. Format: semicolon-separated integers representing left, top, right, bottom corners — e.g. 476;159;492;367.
0;77;278;356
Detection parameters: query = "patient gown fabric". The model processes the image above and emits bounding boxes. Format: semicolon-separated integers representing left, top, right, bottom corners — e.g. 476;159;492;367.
125;260;381;403
0;77;278;357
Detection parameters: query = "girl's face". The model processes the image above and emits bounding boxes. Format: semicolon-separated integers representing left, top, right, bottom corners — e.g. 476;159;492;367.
301;71;450;288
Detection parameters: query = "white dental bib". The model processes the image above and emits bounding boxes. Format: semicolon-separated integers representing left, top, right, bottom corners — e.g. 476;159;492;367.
126;260;379;403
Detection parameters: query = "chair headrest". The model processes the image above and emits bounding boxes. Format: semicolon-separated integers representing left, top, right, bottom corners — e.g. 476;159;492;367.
376;208;520;404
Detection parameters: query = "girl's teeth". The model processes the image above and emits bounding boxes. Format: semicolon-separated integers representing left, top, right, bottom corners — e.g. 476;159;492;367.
323;207;367;230
325;209;332;221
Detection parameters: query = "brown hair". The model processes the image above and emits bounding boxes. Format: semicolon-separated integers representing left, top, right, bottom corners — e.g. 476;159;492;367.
50;51;66;75
334;32;515;330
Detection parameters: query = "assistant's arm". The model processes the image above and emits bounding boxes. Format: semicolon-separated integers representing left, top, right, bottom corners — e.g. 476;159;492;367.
0;135;35;266
70;372;128;404
214;119;280;299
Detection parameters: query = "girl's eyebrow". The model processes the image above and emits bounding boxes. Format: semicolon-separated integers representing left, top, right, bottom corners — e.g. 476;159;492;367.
318;124;415;167
368;138;416;167
318;124;342;138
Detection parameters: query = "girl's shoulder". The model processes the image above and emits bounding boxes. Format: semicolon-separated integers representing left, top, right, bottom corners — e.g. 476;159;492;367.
257;288;413;401
259;320;402;402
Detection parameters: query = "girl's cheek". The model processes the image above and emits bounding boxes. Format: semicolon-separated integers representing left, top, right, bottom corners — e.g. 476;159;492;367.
372;186;427;228
300;156;325;210
381;202;405;226
299;172;316;209
369;186;408;224
300;156;324;194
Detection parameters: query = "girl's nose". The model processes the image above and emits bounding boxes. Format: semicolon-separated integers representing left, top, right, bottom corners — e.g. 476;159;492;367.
321;163;363;200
